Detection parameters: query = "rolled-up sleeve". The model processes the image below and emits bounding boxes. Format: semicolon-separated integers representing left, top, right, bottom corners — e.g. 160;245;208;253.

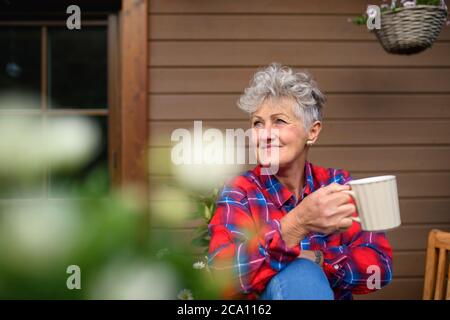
321;198;393;295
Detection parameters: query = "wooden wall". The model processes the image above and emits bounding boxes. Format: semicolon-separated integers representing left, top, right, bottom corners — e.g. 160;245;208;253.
148;0;450;299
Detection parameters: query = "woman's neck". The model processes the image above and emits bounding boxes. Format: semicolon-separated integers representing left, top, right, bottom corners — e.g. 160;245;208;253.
275;158;306;201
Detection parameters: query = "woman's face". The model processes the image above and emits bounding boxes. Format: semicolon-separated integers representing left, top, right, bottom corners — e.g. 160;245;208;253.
250;97;315;169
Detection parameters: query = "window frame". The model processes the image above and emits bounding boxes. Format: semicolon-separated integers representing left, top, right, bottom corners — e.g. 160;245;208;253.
0;0;149;198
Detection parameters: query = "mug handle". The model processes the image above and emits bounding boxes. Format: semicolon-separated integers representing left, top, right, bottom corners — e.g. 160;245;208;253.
342;190;361;223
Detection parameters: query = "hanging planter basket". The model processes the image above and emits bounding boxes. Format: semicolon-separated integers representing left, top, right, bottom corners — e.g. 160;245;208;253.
374;5;448;54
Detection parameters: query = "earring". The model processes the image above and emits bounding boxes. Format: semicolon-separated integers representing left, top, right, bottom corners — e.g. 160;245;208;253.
306;140;314;147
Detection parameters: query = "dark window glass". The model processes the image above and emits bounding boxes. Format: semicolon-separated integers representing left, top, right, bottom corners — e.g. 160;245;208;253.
48;27;107;109
0;27;41;108
48;115;109;197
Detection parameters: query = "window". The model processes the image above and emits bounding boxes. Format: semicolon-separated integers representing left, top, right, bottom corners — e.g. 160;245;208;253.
0;20;115;198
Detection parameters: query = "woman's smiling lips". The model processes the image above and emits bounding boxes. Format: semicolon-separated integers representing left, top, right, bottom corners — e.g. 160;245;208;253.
260;144;281;149
259;144;282;154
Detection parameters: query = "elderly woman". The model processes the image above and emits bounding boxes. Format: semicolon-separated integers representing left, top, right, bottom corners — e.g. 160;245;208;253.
208;63;393;300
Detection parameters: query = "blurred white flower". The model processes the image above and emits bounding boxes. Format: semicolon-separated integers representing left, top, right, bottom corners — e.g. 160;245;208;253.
0;91;40;110
193;261;206;270
149;186;195;227
172;162;238;192
0;112;99;178
402;0;416;7
0;117;45;177
0;199;81;272
90;259;179;300
45;117;99;170
114;184;148;213
171;125;244;192
177;289;194;300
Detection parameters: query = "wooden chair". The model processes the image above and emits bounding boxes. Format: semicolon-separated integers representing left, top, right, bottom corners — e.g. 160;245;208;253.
423;229;450;300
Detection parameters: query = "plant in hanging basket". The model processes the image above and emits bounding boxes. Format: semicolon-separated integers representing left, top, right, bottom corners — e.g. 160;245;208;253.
354;0;449;54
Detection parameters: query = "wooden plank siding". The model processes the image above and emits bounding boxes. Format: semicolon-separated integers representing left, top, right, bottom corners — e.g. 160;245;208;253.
148;0;450;299
149;15;450;41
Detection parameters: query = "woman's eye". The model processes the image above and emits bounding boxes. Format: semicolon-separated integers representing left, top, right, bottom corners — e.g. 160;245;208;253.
252;121;263;127
275;119;287;124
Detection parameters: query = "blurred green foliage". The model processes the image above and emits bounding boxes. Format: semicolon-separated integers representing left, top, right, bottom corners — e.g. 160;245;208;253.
191;188;219;255
0;116;223;299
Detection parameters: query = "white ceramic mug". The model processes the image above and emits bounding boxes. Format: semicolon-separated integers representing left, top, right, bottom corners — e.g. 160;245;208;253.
344;175;402;231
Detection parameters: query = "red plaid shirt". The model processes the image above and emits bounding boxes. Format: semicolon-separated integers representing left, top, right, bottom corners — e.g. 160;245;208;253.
208;161;393;300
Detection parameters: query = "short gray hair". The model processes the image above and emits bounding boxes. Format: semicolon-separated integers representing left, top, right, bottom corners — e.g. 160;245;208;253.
237;63;325;129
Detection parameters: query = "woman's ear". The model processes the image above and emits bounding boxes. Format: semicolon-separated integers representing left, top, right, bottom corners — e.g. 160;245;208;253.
308;121;322;143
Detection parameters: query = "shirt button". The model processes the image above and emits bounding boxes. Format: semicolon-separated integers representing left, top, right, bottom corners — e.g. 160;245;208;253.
333;264;340;270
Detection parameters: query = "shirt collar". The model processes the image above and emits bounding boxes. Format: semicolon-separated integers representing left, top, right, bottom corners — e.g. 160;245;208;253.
253;160;316;209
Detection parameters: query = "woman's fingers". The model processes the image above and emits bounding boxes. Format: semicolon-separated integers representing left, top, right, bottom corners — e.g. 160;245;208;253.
333;203;357;219
326;191;354;208
322;183;350;195
302;184;357;235
337;217;353;230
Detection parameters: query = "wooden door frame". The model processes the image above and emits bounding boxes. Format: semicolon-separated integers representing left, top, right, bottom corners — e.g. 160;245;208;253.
112;0;148;196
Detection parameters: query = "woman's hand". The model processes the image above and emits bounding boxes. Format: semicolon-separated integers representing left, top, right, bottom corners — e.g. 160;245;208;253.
280;183;356;248
295;183;356;234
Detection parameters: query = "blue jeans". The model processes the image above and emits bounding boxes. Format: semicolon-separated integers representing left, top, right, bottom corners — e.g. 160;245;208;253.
260;258;334;300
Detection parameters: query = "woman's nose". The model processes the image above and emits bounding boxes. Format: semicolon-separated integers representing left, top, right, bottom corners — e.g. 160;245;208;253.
259;125;278;141
259;126;271;140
